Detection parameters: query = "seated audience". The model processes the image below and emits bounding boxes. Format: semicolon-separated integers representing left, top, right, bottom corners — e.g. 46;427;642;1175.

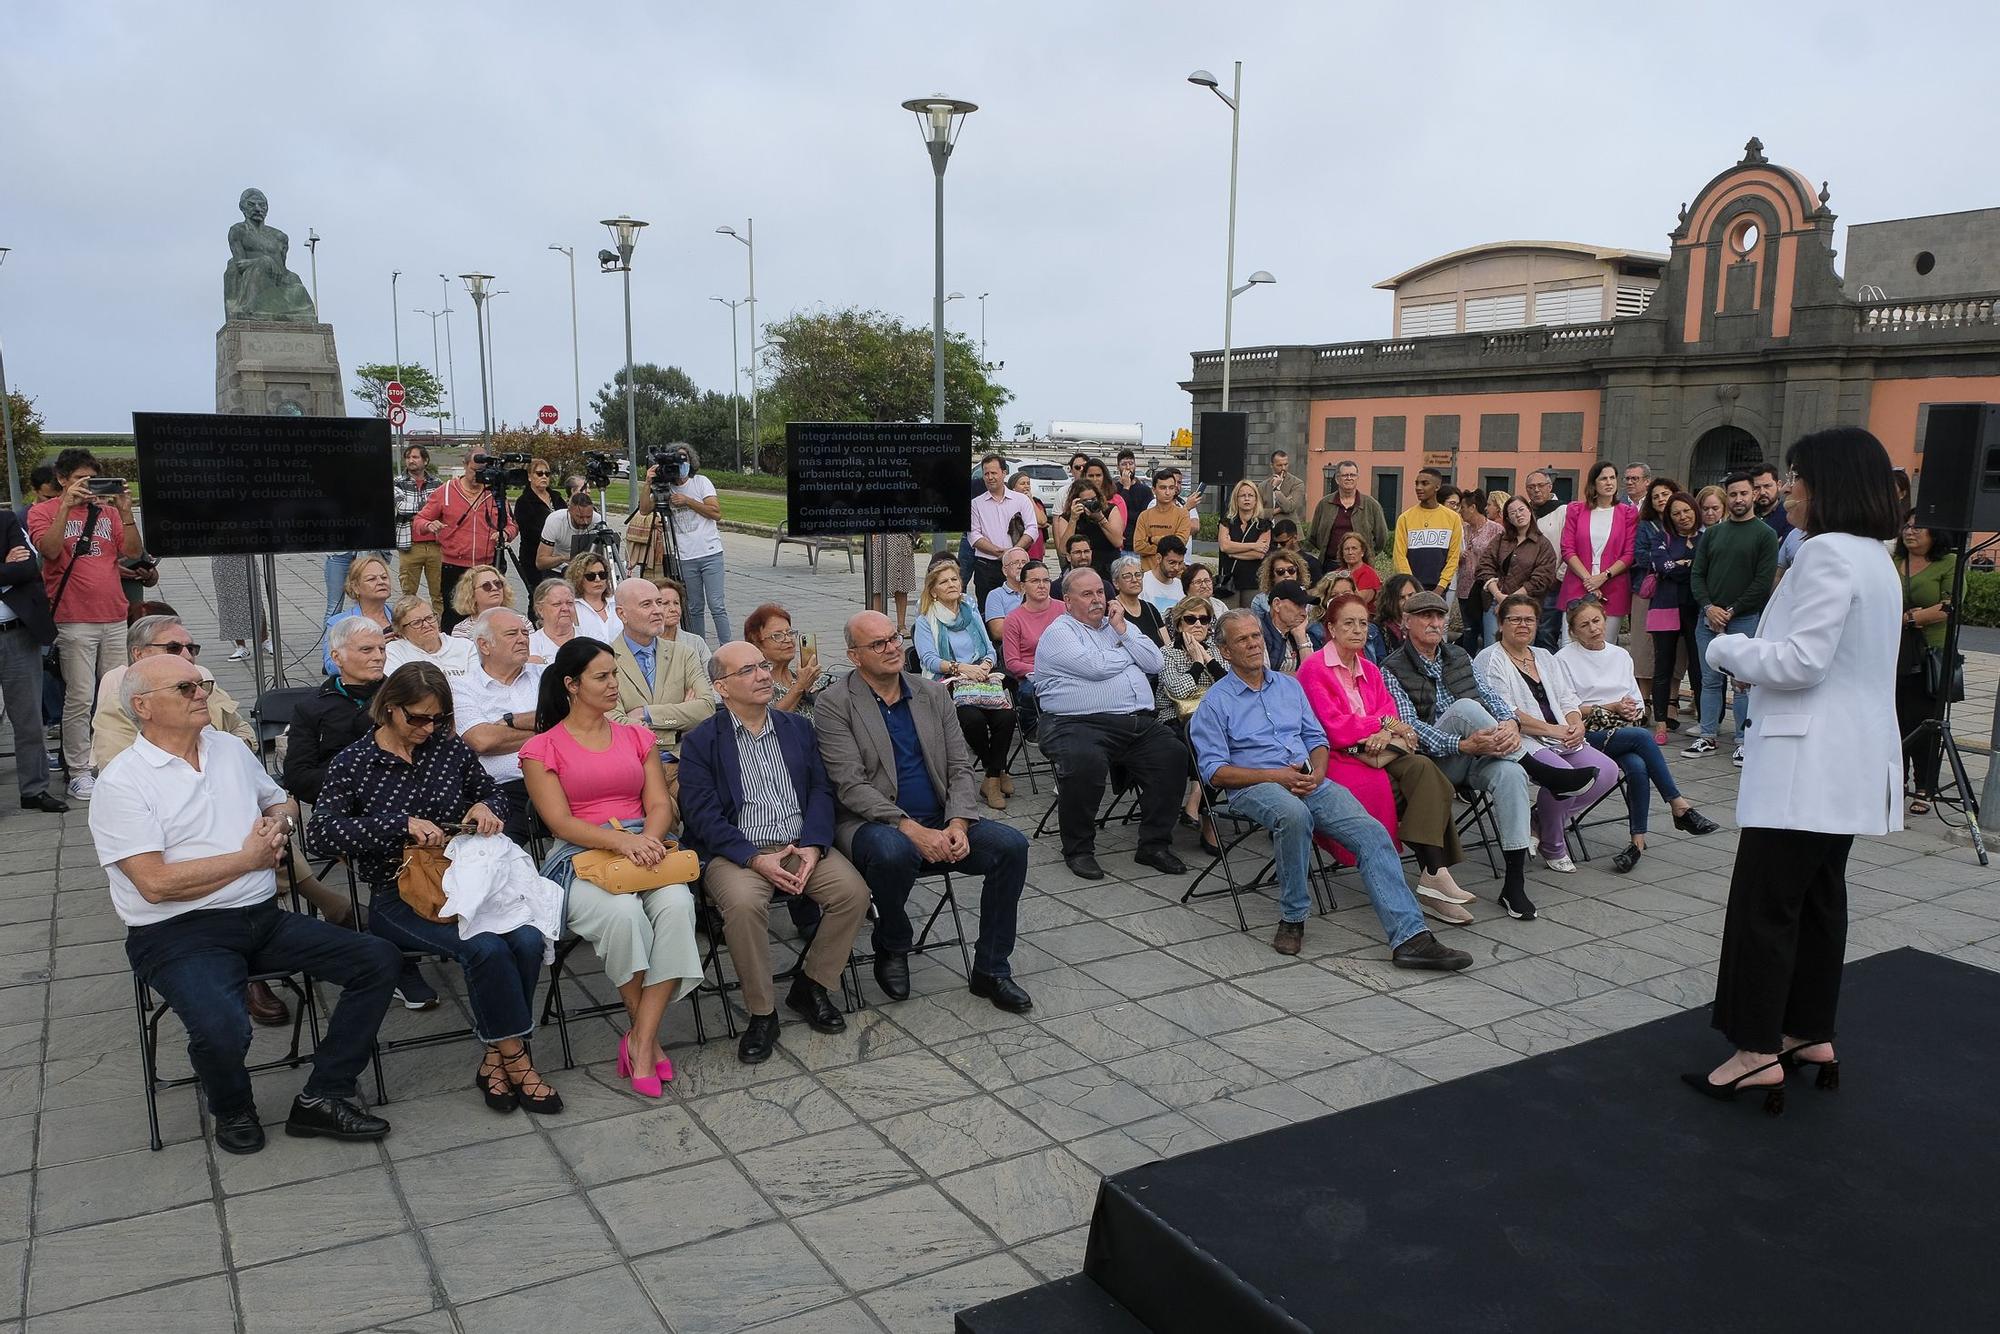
679;642;869;1065
1256;580;1325;674
1369;573;1419;663
1108;554;1167;646
527;579;579;662
1030;568;1187;880
1190;610;1472;969
322;553;394;677
1183;561;1229;621
523;638;703;1097
309;662;560;1115
1250;549;1309;617
385;596;477;679
608;578;713;752
1473;595;1623;873
1270;518;1323;583
1299;593;1471;923
816;611;1034;1012
566;553;621;644
450;608;543;843
1002;563;1062;737
283;617;386;805
1052;533;1098;599
1141;535;1187;618
1158;595;1226;851
95;614;254;769
448;563;517;640
1333;532;1383;610
93;652;400;1155
748;602;833;717
653;575;714;676
914;563;1017;811
1555;596;1719;871
1380;591;1596;921
983;546;1031;639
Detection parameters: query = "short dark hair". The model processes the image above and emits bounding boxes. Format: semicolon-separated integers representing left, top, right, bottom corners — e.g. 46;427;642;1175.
28;465;55;491
1786;427;1900;540
1751;463;1780;483
1272;517;1300;539
372;661;452;728
1271;449;1289;462
1418;467;1446;484
1723;470;1755;490
981;453;1008;471
1154;534;1187;558
1116;448;1136;462
1152;466;1180;485
52;448;99;480
1067;533;1094;555
1437;485;1460;504
535;636;616;732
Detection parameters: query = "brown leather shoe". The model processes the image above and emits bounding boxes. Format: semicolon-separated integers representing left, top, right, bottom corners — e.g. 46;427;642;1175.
1272;920;1305;956
246;980;291;1027
980;776;1008;810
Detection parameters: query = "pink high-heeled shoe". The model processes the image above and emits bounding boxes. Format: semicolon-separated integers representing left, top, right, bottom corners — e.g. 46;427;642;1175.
656;1055;675;1082
618;1033;665;1097
616;1033;633;1078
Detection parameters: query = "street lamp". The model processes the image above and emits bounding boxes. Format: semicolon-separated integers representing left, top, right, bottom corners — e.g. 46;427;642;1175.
1188;62;1250;411
437;275;459;436
414;307;447;435
458;273;495;444
599;215;649;492
0;246;18;509
306;229;321;319
716;222;758;471
485;291;511;425
390;270;402;440
903;95;976;550
549;245;581;432
711;296;746;471
979;292;990;367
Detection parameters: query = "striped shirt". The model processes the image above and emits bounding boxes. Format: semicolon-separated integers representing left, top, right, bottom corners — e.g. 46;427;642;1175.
730;710;803;847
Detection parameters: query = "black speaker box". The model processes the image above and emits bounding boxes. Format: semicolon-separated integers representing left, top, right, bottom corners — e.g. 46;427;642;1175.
1915;403;2000;532
1198;412;1247;489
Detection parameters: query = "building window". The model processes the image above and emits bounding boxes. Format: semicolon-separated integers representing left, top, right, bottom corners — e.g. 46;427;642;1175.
1482;471;1516;497
1463;292;1528;332
1532;283;1605;326
1400;302;1456;337
1478;413;1519;453
1539;411;1584;453
1615;285;1655;317
1322;416;1356;452
1372;416;1407;452
1373;468;1403;514
1423;414;1460;455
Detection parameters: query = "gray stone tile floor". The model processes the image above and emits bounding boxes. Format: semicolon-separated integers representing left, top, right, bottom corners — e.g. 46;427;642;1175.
1;529;1995;1331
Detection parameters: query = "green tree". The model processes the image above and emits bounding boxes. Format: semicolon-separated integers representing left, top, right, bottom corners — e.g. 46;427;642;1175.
353;363;447;422
3;388;46;486
591;363;744;458
762;308;1011;441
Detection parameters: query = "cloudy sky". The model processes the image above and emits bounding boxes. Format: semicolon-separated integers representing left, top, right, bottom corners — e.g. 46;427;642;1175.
4;0;1994;439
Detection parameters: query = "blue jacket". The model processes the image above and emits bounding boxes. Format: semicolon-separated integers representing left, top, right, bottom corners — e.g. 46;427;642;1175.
0;509;54;645
1258;604;1325;670
678;706;837;868
1644;529;1698;611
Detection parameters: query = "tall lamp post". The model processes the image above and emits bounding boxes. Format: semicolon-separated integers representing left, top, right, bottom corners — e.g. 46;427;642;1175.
716;221;757;470
1188;63;1257;411
414;307;447;435
979;291;989;368
549;244;582;432
711;296;746;471
437;275;459;436
485;290;510;426
903;96;977;551
458;273;495;445
0;246;19;510
390;270;402;440
306;229;321;320
599;216;648;493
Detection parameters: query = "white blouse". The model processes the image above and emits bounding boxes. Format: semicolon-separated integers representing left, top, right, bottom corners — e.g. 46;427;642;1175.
1472;642;1583;751
573;598;624;645
385;634;476;680
1587;506;1613;573
1554;641;1641;709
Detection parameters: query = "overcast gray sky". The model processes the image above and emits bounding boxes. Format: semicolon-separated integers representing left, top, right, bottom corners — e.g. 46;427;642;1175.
5;0;1995;439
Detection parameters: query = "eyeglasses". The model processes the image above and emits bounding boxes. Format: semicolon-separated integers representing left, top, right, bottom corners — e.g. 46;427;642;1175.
149;641;202;657
763;628;796;642
718;661;774;681
139;680;211;699
855;633;905;654
1180;615;1212;625
400;707;453;728
400;615;438;632
474;580;504;592
532;469;551;477
1501;615;1539;626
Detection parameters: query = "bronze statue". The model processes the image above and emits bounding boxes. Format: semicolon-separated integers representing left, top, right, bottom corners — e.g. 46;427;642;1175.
223;189;318;322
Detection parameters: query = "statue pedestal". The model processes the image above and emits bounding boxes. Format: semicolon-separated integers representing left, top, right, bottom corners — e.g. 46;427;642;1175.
215;321;345;416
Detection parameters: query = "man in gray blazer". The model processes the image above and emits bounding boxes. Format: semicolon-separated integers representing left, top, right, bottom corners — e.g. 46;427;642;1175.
814;610;1032;1013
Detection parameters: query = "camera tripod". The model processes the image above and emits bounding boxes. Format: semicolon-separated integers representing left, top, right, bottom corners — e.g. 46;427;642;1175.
1900;531;1990;867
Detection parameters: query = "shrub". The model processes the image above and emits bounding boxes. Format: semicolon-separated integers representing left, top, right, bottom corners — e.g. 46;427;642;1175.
1960;565;1999;627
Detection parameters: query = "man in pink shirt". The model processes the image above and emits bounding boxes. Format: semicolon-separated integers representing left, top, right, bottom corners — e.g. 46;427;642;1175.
1001;564;1063;739
27;449;143;801
968;454;1037;611
412;457;518;632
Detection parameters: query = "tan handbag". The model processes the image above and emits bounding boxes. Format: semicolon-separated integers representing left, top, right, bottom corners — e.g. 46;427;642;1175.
395;845;457;924
572;825;702;894
1173;691;1207;721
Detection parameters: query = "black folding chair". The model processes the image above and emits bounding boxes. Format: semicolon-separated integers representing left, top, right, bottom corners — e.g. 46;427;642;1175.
1180;785;1338;932
696;879;860;1040
1454;785;1505;876
1565;774;1631;864
847;866;973;1001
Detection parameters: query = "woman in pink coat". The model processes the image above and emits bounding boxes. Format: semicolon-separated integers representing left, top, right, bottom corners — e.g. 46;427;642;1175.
1297;595;1471;919
1558;460;1639;637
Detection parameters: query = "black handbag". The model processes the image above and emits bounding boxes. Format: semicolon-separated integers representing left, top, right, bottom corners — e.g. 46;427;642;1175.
1923;646;1965;704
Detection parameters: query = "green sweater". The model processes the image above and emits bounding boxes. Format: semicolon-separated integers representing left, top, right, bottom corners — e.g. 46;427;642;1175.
1901;553;1957;650
1690;517;1779;616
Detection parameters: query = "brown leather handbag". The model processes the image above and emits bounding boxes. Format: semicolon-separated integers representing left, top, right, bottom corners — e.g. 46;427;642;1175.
395;845;457;924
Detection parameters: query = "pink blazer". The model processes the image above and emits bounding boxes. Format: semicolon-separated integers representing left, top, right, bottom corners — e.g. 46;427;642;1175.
1297;647;1403;860
1558;501;1638;617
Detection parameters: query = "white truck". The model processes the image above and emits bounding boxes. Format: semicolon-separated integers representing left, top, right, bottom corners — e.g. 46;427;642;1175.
1049;420;1144;450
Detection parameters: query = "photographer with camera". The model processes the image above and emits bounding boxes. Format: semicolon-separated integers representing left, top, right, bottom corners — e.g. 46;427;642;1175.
27;448;143;801
1051;477;1124;580
536;490;602;578
650;445;727;641
413;454;519;633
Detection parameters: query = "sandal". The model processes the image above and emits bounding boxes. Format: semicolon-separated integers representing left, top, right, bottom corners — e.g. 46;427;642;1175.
1908;796;1932;815
500;1046;564;1115
476;1049;517;1114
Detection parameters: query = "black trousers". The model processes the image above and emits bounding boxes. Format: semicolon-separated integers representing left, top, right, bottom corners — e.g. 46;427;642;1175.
971;556;1004;613
1039;710;1186;857
957;704;1017;778
1650;616;1701;724
1896;670;1944;796
1711;826;1853;1054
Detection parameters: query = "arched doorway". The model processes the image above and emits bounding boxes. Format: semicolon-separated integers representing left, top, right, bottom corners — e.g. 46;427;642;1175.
1688;426;1764;491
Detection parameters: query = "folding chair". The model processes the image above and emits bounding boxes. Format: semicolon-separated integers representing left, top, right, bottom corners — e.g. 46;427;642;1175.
1005;724;1054;796
1564;773;1631;864
1453;785;1505;876
1180;785;1338;932
1033;764;1141;838
251;685;318;777
847;866;973;1001
696;879;860;1040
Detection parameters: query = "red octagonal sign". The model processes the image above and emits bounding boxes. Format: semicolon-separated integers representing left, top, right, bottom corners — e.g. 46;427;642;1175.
386;380;405;406
538;404;560;426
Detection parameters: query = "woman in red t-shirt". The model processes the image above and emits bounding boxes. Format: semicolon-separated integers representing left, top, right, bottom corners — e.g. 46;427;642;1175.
1335;532;1383;610
521;637;700;1099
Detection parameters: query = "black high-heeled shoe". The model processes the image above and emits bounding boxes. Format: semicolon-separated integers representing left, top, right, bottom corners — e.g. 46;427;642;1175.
1611;842;1643;873
477;1054;517;1114
1779;1044;1841;1091
1673;807;1721;836
1680;1060;1786;1115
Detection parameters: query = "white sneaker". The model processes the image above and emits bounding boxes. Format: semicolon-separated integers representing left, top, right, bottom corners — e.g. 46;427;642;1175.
66;773;96;801
1417;868;1475;904
1541;852;1577;873
1415;887;1475;925
227;644;251;661
1682;736;1717;757
1732;745;1745;768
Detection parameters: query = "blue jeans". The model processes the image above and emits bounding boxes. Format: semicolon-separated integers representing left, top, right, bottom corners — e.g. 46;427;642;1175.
1695;611;1757;739
680;551;729;641
1589;726;1682;835
1226;779;1426;948
323;552;355;620
848;817;1027;977
369;891;543;1044
125;900;401;1117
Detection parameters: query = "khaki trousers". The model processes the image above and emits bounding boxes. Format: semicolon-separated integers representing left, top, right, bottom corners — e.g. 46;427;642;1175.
704;849;868;1015
399;542;444;604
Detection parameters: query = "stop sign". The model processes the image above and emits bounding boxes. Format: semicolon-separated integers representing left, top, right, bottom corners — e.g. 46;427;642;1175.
386;380;406;407
538;404;559;426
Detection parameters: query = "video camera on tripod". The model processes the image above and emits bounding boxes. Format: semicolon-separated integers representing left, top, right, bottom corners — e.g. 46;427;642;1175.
649;445;694;500
580;450;621;491
471;451;532;489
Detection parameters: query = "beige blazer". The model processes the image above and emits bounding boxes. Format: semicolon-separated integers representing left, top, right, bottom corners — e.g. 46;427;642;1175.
92;664;256;771
813;669;982;856
610;634;714;750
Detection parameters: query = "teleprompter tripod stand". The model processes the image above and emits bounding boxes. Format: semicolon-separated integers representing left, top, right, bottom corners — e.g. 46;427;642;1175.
1900;532;1990;867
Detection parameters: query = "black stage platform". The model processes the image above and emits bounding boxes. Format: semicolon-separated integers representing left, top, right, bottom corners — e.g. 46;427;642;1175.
961;949;2000;1333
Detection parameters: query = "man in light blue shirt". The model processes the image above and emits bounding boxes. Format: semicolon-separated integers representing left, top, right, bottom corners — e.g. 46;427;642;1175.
1030;568;1188;881
1190;608;1472;970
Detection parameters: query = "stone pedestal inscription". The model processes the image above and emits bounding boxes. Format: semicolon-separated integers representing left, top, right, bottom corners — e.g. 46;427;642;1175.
215;320;346;417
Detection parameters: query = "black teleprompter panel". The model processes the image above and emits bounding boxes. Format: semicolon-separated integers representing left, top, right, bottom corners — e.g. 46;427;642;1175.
132;412;394;558
785;422;973;536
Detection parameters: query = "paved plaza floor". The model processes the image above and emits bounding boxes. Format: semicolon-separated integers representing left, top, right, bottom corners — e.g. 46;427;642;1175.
1;531;1995;1333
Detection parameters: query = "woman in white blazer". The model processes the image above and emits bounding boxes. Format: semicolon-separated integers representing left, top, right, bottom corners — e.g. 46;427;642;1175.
1684;428;1904;1114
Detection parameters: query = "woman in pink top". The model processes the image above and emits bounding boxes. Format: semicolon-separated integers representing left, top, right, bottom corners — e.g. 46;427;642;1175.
1558;461;1639;635
521;636;701;1099
1297;595;1471;918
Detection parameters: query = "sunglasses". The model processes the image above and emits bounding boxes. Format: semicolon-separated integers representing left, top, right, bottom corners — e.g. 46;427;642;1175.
140;680;211;699
532;469;551;477
582;571;608;582
474;580;504;592
1180;615;1212;625
149;641;202;657
400;707;453;728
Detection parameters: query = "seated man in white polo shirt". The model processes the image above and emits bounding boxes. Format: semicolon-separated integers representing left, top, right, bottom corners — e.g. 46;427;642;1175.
450;607;543;843
91;653;402;1156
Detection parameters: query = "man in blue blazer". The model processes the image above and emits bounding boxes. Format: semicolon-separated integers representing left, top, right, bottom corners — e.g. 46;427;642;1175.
680;640;869;1065
0;506;65;812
